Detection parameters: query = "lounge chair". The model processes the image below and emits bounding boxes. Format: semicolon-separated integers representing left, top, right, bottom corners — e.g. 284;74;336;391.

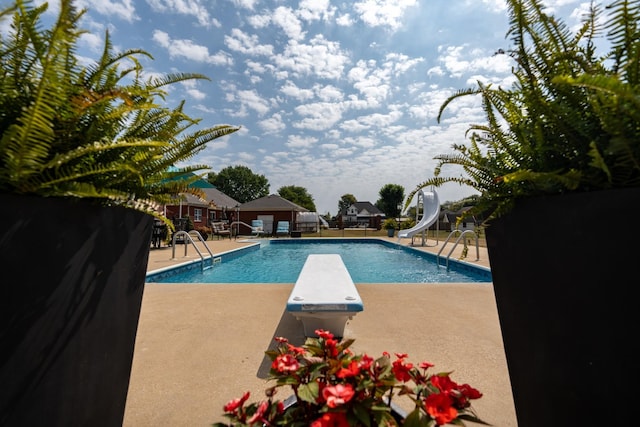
251;219;265;238
275;221;290;237
211;222;231;240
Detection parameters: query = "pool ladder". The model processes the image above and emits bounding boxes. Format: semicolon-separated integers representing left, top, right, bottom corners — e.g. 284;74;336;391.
171;230;215;272
437;230;479;270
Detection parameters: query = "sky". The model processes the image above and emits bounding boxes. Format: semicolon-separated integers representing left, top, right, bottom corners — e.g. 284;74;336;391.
6;0;601;215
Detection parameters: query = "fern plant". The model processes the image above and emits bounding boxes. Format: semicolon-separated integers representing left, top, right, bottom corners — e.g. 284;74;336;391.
0;0;239;223
408;0;640;221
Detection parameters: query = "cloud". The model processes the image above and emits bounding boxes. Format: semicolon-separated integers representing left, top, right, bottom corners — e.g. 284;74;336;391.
353;0;418;31
146;0;214;27
258;113;287;134
225;28;275;56
293;102;344;131
274;35;351;79
78;0;138;22
153;30;234;65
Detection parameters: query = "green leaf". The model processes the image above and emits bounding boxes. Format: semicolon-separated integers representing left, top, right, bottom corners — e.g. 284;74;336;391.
297;381;319;403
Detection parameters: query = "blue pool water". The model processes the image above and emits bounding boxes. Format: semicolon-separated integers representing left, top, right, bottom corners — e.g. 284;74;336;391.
147;239;492;284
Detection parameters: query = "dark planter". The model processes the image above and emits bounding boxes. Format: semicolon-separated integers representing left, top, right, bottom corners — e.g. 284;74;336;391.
0;195;153;426
485;188;638;427
386;228;395;237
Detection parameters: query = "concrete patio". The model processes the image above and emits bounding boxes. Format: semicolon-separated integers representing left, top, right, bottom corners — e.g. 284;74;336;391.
123;236;517;426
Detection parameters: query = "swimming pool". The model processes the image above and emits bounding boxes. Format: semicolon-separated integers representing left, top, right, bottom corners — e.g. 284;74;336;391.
146;238;492;284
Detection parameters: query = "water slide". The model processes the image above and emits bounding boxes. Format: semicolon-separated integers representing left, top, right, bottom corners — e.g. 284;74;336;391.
397;189;440;241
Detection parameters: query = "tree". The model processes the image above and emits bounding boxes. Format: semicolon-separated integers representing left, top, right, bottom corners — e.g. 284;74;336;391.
207;166;269;203
441;195;480;212
375;184;405;218
338;194;357;214
278;185;316;211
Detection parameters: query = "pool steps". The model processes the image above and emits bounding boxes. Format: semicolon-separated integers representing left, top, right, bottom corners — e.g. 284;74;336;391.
286;254;363;337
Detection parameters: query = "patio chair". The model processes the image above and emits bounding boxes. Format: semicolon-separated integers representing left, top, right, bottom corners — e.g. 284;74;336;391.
211;222;231;240
276;221;290;237
251;219;265;238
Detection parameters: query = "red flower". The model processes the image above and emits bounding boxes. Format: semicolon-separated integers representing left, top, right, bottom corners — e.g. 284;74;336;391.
310;411;350;427
322;384;355;408
424;393;458;425
286;343;306;355
271;354;299;373
459;383;482;400
324;338;339;357
246;400;268;425
223;391;250;413
452;383;483;409
336;360;360;378
431;374;457;394
419;361;434;370
392;357;413;382
358;354;373;370
315;329;334;340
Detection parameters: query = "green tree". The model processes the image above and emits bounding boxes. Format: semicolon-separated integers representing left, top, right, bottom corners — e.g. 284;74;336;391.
375;184;405;218
207;165;269;203
441;195;480;212
338;194;357;214
278;185;316;211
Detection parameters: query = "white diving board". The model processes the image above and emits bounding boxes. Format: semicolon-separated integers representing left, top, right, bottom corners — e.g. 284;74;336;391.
286;254;363;337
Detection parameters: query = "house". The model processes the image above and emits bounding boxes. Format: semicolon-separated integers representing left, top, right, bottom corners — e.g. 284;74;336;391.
340;202;384;228
235;194;309;235
163;176;239;229
439;207;479;232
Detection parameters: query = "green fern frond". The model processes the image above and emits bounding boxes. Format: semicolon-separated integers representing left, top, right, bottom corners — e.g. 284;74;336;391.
411;0;640;222
0;0;240;221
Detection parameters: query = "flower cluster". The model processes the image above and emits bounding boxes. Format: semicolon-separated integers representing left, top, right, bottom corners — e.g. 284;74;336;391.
214;329;488;426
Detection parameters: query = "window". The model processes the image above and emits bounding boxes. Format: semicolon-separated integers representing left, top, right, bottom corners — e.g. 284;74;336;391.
194;208;202;222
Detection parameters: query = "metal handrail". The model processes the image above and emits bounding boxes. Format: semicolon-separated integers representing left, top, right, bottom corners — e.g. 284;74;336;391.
437;229;479;269
171;230;214;271
229;220;263;238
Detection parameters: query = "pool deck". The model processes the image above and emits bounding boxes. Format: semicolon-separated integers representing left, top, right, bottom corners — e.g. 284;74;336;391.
124;236;517;426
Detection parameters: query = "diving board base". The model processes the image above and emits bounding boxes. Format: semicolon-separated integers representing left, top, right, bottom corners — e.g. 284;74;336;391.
289;311;360;338
286;254;363;338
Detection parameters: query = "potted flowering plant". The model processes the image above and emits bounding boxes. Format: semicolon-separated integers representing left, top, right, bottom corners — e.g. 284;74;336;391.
382;218;398;237
214;329;488;426
407;1;638;426
0;1;238;425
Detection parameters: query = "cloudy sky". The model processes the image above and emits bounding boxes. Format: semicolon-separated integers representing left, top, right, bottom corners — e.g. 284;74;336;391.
18;0;599;215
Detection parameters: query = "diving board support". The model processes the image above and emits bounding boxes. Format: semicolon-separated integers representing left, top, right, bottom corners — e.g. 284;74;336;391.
286;254;363;337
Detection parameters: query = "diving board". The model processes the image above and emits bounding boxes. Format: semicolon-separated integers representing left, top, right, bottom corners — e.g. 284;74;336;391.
286;254;363;337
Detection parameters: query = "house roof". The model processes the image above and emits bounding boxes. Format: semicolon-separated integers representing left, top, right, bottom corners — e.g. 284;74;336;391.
440;206;477;223
200;187;239;209
178;193;210;207
173;187;239;209
239;194;309;212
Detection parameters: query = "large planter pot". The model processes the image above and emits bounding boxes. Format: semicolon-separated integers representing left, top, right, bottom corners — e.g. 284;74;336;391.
0;195;153;426
485;188;637;427
386;228;395;237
